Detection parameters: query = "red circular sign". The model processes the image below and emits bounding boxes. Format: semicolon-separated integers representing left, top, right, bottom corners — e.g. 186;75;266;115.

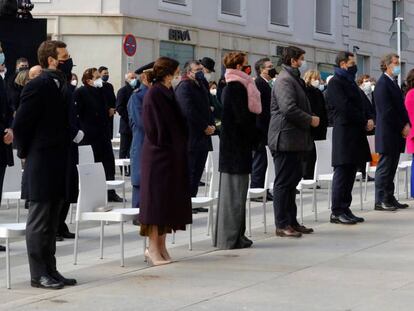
123;34;137;57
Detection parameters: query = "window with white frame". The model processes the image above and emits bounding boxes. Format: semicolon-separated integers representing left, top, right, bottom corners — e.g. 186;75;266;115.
270;0;289;27
163;0;186;5
357;0;370;29
221;0;242;16
159;0;192;15
315;0;332;35
357;54;370;75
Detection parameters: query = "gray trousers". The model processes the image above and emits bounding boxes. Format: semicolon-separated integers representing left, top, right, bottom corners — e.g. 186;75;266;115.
214;173;249;249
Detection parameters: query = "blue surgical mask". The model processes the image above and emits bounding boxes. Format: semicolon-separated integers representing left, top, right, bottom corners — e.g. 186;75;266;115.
101;75;109;82
129;79;137;88
0;53;4;65
393;65;401;77
195;71;205;81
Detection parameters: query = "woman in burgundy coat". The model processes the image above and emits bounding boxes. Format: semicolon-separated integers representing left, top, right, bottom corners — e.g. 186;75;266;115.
138;57;192;266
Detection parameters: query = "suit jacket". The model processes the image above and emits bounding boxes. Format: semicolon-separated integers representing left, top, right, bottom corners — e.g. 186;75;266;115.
0;75;13;167
13;71;71;201
327;74;371;166
268;65;313;153
306;85;328;141
374;74;410;154
255;76;271;145
116;83;134;135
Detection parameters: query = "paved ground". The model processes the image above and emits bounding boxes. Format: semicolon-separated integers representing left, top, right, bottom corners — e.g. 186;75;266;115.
1;174;414;311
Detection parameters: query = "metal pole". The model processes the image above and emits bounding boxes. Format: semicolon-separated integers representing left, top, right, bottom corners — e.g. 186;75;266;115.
396;17;403;86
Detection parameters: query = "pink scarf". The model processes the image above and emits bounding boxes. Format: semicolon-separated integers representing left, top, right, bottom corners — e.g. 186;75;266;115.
225;69;262;114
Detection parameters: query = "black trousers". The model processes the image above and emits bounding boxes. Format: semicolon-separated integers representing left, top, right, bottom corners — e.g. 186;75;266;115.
57;201;71;235
331;164;358;215
273;152;303;229
189;149;209;197
250;144;268;188
0;165;6;202
303;142;317;180
375;152;400;204
119;132;132;174
26;200;64;279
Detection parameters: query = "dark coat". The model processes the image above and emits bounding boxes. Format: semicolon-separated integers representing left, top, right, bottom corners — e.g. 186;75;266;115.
175;77;214;152
0;75;13;167
255;76;272;145
359;89;376;136
374;74;410;154
327;74;371;166
219;81;257;174
7;82;23;112
116;83;134;135
306;85;328;141
324;89;335;127
101;82;116;138
138;83;192;226
268;65;313;153
127;84;148;187
13;71;71;201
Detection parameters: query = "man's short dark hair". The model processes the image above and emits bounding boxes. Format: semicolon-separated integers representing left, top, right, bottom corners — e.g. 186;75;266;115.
335;51;355;67
37;40;67;69
282;46;306;66
98;66;108;73
16;57;28;66
255;57;271;77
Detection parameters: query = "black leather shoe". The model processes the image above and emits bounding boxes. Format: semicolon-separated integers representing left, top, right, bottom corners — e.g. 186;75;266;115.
0;245;5;252
391;199;409;209
56;235;64;242
108;193;124;203
374;202;397;211
31;275;64;289
62;232;75;239
345;211;365;223
193;207;208;213
50;271;77;286
330;213;357;225
266;191;273;201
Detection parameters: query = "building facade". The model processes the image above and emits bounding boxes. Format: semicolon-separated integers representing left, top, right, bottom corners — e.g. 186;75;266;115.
32;0;413;90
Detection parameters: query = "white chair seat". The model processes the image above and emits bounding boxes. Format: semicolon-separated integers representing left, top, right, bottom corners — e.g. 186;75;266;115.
112;137;121;144
2;191;21;200
399;161;412;169
318;174;333;181
106;180;125;188
297;180;317;190
248;188;267;198
356;172;362;178
192;197;215;208
0;223;26;238
115;159;130;167
81;208;139;222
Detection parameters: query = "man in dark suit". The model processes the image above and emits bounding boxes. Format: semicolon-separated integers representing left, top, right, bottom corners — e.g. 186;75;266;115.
0;43;14;252
327;51;372;225
116;71;138;176
175;60;215;213
13;40;77;289
98;66;116;139
374;53;410;211
251;58;276;200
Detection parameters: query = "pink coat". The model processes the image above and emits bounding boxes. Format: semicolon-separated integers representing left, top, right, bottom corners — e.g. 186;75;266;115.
405;89;414;153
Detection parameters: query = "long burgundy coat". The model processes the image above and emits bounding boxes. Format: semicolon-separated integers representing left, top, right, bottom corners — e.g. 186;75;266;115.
138;82;192;226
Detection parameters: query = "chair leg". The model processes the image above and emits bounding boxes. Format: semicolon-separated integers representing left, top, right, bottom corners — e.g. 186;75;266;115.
210;204;215;245
74;221;80;265
143;237;147;263
172;232;176;244
16;200;20;223
396;170;400;200
405;168;409;200
206;206;211;236
69;204;74;224
6;238;10;289
313;185;318;222
327;181;331;210
100;221;104;259
364;174;369;201
122;184;126;208
120;221;124;267
300;189;304;225
188;224;192;251
247;199;252;238
359;177;363;211
263;196;267;234
6;199;9;209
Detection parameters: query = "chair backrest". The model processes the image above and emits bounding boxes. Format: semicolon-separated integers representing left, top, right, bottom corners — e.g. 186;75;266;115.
212;135;220;153
314;139;333;178
326;127;333;143
264;146;275;190
367;135;375;154
3;150;22;193
76;163;107;221
78;145;95;165
208;150;220;198
113;113;121;138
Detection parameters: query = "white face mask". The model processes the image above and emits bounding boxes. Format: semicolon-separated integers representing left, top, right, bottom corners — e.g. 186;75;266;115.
299;60;308;75
172;75;181;89
71;80;78;87
204;72;212;82
93;78;103;88
310;80;320;89
361;81;372;95
371;84;375;92
210;89;217;96
318;84;325;92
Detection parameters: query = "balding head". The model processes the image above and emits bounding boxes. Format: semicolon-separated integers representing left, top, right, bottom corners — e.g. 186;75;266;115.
29;65;42;80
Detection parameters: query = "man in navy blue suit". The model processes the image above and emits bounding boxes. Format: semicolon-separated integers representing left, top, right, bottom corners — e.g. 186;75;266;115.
374;53;410;211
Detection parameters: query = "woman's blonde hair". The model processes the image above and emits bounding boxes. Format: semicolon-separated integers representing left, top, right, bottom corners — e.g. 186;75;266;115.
14;70;30;87
303;70;321;85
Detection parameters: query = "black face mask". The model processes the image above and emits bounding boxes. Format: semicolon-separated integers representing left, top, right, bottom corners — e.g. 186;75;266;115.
268;68;277;79
57;58;73;80
17;66;28;73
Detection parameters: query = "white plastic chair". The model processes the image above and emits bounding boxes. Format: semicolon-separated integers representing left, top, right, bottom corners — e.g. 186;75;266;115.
0;223;26;289
396;153;412;200
2;150;23;222
73;163;139;267
364;135;377;201
203;135;220;196
78;145;126;208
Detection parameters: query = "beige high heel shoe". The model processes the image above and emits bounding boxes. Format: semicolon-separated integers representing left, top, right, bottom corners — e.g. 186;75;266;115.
144;249;171;266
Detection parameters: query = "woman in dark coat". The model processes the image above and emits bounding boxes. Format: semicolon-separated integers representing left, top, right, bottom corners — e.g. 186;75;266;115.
74;68;121;202
303;70;328;179
214;52;261;250
138;57;192;266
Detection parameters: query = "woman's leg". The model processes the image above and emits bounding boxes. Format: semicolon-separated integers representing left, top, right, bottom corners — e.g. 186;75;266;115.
158;234;171;261
147;226;168;264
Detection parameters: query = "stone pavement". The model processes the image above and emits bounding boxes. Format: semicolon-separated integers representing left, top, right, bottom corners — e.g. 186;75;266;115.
1;178;414;311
